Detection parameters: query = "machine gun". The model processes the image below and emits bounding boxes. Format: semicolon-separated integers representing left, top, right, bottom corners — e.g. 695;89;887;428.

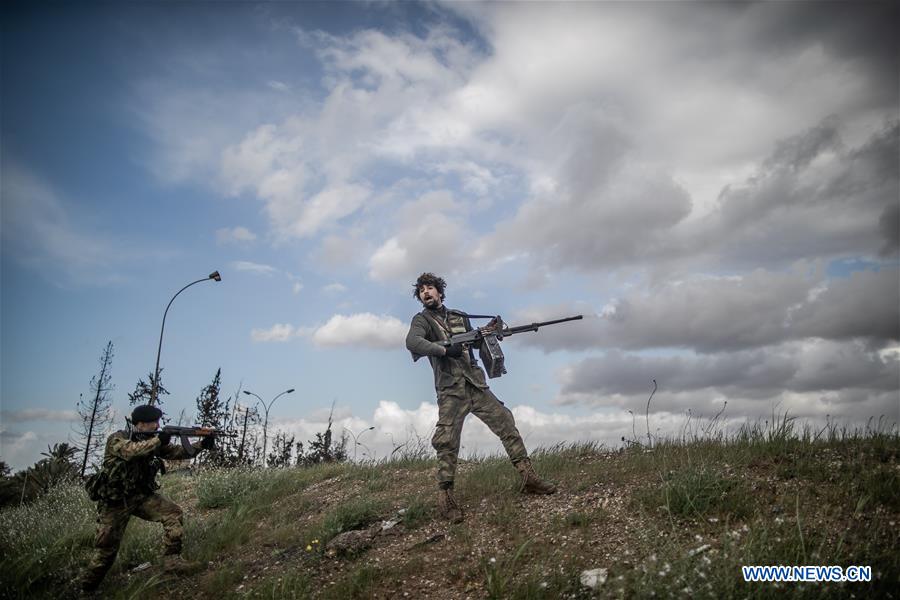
441;314;583;378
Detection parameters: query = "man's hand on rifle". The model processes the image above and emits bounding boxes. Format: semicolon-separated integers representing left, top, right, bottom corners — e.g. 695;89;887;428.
158;432;172;447
444;343;465;358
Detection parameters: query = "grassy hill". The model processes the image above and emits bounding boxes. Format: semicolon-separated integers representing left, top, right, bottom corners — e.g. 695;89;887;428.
2;416;898;599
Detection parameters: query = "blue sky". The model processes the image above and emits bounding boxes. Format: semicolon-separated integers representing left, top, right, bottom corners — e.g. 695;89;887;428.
2;1;898;471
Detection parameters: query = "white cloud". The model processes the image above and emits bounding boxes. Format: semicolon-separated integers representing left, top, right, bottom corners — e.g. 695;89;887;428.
216;226;257;244
0;161;167;285
283;182;371;239
231;261;277;275
268;399;879;465
1;409;79;423
368;193;475;283
322;282;348;294
0;429;40;471
251;323;297;342
292;281;304;295
311;313;407;349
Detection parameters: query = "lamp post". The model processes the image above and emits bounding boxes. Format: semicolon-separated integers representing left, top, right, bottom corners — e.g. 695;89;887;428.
343;426;375;461
150;271;222;406
243;388;294;467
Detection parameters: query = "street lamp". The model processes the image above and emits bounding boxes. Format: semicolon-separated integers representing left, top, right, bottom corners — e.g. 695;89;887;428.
343;426;375;461
150;271;222;406
243;388;294;467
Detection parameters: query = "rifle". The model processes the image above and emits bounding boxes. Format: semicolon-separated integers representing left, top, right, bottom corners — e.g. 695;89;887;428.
441;314;583;378
158;425;237;438
152;425;237;454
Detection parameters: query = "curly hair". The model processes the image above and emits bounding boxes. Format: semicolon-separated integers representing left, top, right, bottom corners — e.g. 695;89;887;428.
413;272;446;302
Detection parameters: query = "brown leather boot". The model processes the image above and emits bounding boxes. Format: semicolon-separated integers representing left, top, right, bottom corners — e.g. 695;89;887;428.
515;459;557;494
437;487;464;523
161;554;208;575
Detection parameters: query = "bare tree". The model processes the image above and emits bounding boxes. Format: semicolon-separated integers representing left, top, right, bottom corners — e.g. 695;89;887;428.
128;370;168;406
266;431;295;468
235;404;260;466
296;401;348;466
196;369;227;428
74;341;115;477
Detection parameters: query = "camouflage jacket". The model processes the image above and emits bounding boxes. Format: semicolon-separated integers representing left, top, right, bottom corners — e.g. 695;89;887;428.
89;430;200;504
406;306;489;394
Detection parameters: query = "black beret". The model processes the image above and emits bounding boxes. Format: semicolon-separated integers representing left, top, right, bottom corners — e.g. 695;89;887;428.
131;404;163;424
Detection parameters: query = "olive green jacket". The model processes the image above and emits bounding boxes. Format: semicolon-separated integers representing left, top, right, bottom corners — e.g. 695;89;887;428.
406;306;488;393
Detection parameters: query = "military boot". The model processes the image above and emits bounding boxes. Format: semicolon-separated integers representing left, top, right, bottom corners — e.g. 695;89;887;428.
515;459;557;494
161;554;208;575
78;575;102;597
437;486;464;523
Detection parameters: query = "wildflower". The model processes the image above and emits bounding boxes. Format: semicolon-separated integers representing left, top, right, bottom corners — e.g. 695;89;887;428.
306;545;312;551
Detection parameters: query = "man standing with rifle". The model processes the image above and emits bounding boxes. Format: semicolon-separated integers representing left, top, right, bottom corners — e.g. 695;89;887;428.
406;272;560;524
79;404;217;593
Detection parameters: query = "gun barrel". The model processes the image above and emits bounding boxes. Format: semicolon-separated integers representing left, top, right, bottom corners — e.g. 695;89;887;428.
504;314;583;336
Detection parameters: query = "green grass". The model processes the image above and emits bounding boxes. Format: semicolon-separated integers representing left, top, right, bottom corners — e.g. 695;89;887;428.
457;456;519;500
322;565;381;599
400;493;433;529
644;463;752;520
482;538;535;599
239;572;313;599
303;495;386;550
0;481;96;597
2;413;897;599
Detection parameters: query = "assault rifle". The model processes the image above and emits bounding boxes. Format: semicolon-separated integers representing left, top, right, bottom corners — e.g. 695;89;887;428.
142;425;237;454
440;314;583;378
157;425;237;439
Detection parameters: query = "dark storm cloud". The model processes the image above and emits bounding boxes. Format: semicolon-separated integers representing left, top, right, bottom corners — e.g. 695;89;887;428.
699;120;900;268
479;108;692;272
480;115;897;276
515;267;899;353
558;341;897;399
745;2;898;101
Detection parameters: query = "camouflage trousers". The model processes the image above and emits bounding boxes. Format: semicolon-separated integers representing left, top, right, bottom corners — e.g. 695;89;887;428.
81;493;183;590
432;381;528;486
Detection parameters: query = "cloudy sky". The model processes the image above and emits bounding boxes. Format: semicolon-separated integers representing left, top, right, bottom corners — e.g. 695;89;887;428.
2;1;897;471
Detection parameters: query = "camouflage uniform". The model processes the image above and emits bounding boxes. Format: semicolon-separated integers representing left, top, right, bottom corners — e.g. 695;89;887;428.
81;430;201;591
406;306;529;486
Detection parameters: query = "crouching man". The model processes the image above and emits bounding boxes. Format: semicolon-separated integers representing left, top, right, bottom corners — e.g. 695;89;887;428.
80;404;214;593
405;272;556;524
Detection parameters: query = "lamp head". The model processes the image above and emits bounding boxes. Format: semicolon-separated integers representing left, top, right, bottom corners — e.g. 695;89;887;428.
209;271;222;282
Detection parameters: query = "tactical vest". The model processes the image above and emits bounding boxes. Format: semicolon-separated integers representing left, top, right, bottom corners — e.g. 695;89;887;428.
419;308;488;390
88;431;162;504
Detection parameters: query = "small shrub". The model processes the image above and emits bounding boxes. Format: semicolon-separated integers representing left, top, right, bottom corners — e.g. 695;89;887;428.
482;538;533;600
564;511;593;528
324;565;381;599
247;572;312;599
647;464;751;519
309;496;385;546
401;494;432;529
195;468;267;509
